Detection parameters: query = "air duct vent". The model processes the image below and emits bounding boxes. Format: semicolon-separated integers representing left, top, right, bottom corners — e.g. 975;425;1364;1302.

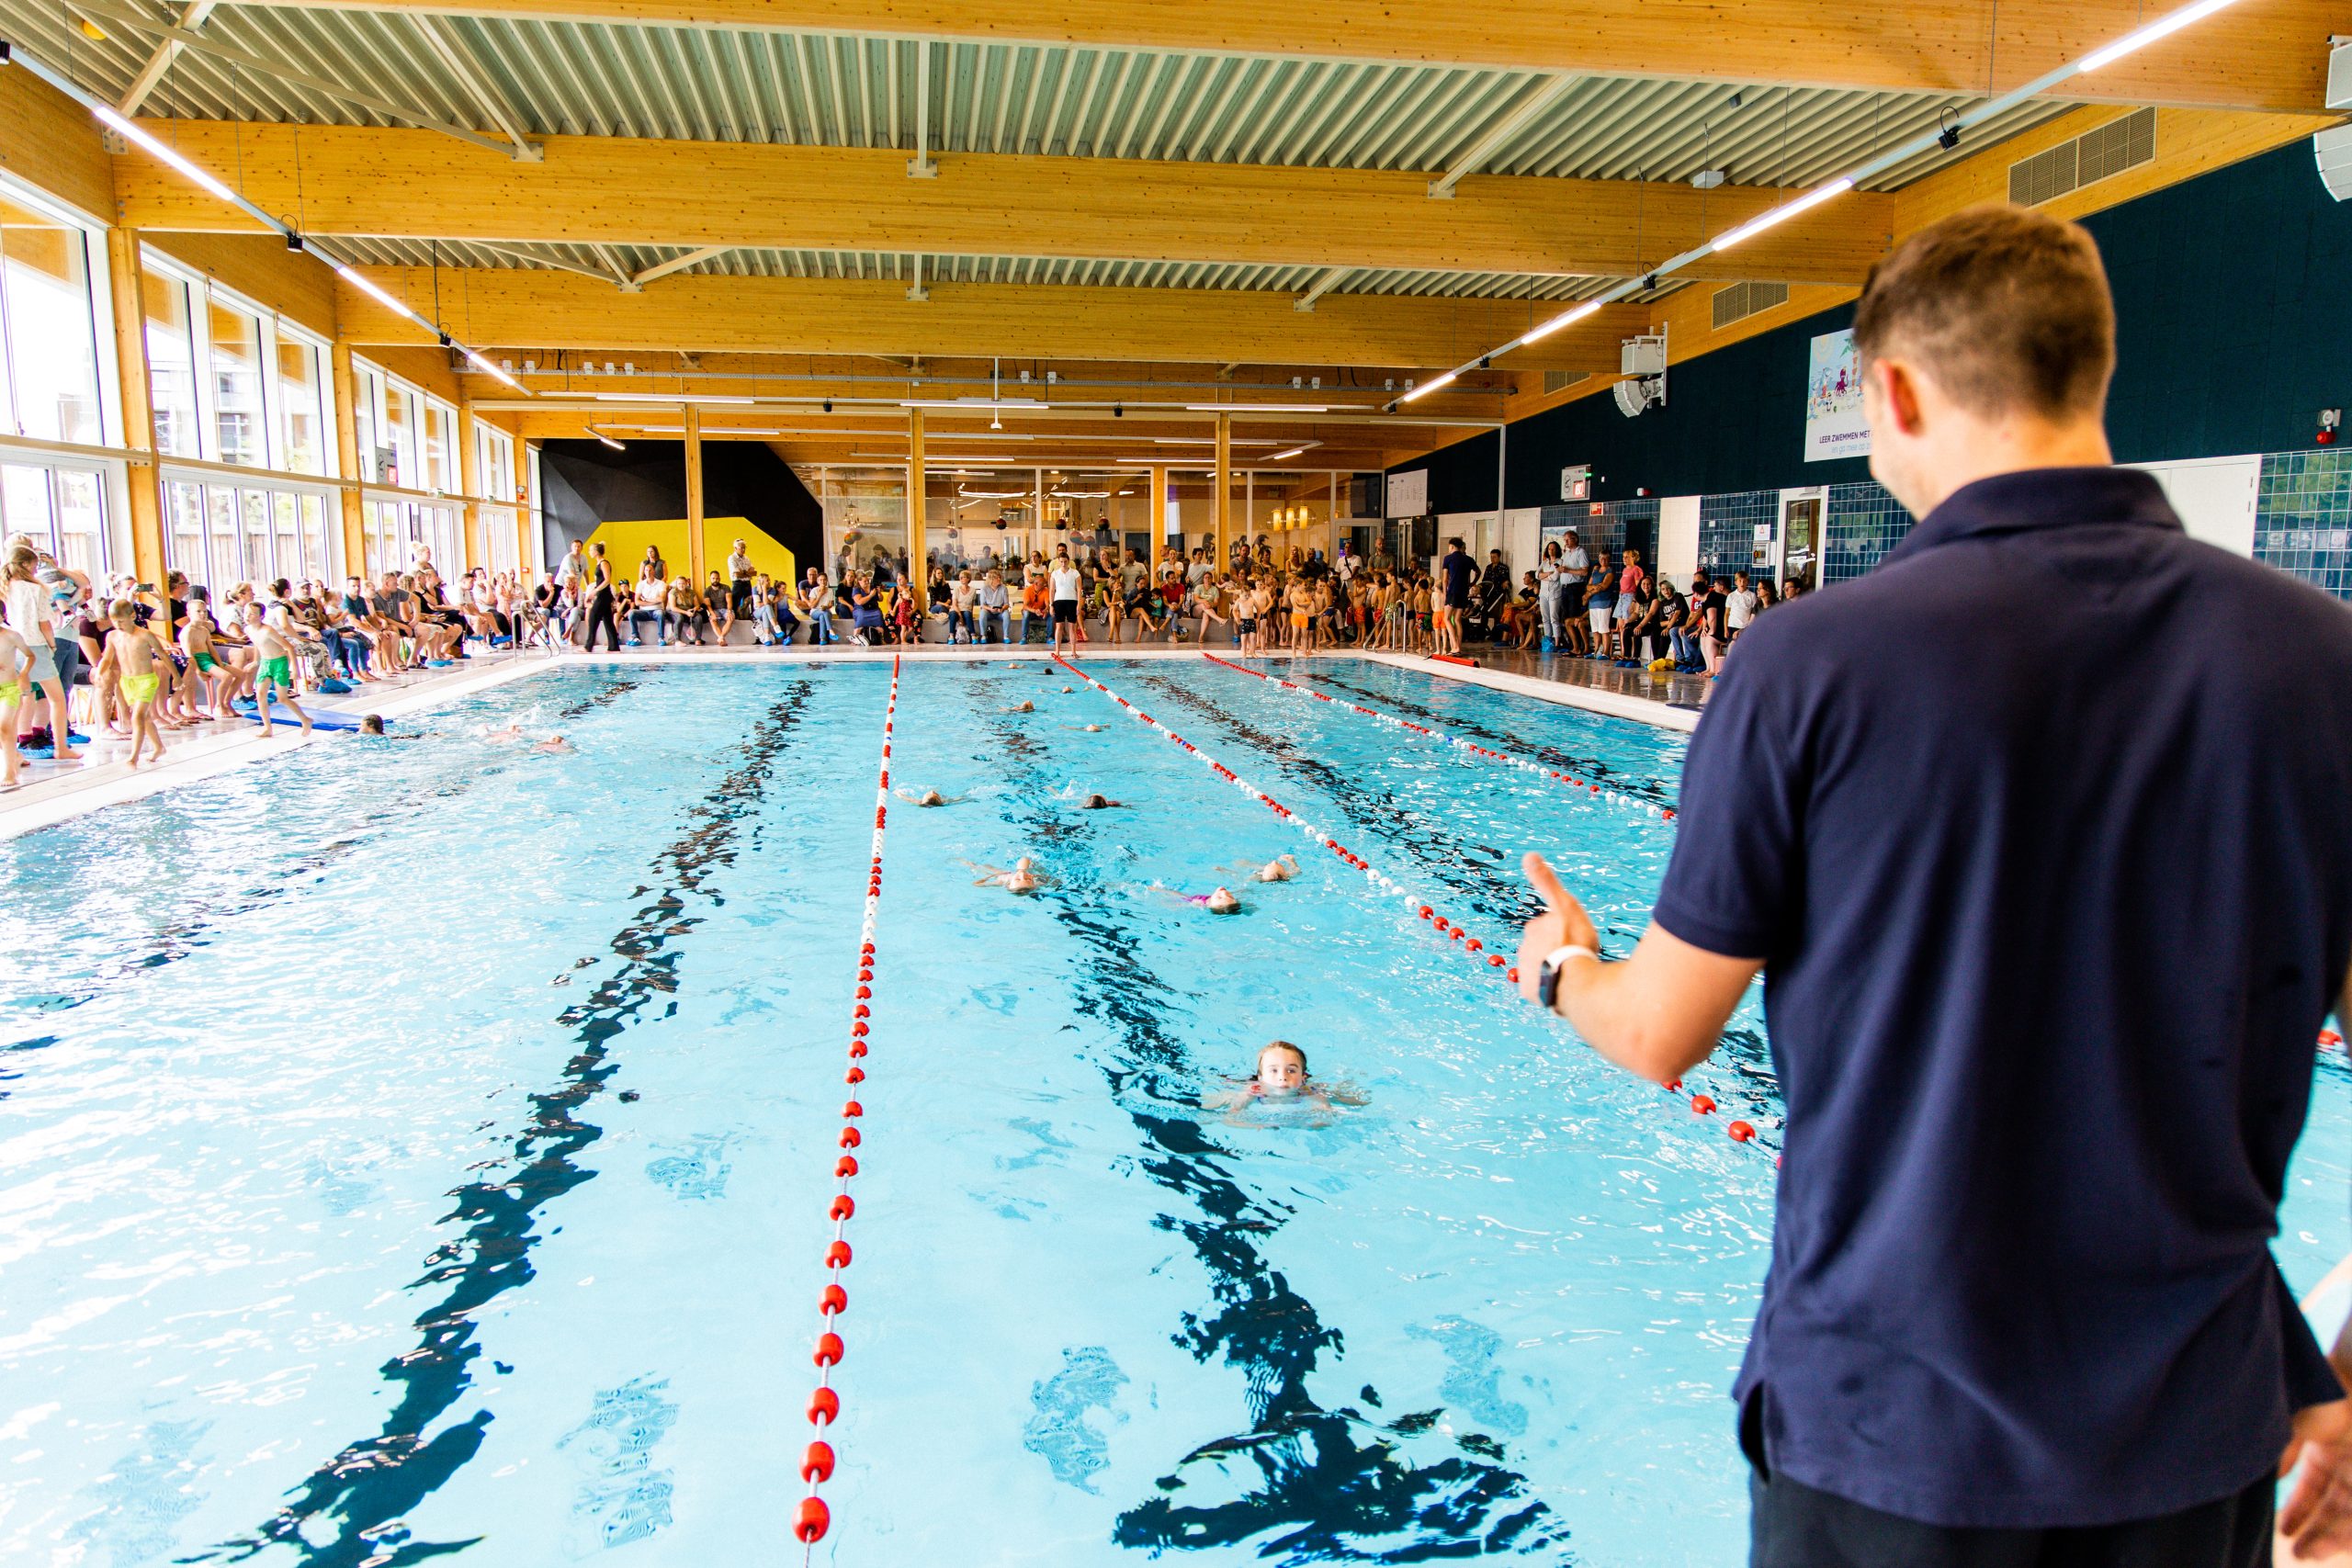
2008;108;2154;207
1542;370;1591;394
1711;278;1791;330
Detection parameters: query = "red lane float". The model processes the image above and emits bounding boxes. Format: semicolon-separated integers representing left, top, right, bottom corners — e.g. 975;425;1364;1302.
1203;652;1677;820
1057;652;1770;1156
797;652;902;1551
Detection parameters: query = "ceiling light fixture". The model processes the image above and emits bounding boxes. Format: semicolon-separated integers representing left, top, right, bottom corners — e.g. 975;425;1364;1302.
1711;177;1856;252
1270;446;1308;460
1182;403;1332;413
594;392;755;404
1399;372;1456;405
2080;0;2245;69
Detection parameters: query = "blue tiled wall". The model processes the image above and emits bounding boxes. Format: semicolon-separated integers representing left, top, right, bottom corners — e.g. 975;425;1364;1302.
2255;449;2352;601
1540;497;1657;561
1698;491;1778;580
1823;480;1910;583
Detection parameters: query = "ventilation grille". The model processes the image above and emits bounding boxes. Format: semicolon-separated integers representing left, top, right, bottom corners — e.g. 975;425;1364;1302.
2009;108;2155;206
1711;278;1792;330
1543;370;1592;393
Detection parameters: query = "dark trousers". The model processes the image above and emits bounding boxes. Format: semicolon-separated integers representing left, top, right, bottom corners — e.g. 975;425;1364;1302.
583;589;621;651
1751;1469;2275;1568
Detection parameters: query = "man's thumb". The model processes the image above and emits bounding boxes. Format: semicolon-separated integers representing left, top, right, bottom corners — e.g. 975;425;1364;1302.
1522;852;1569;911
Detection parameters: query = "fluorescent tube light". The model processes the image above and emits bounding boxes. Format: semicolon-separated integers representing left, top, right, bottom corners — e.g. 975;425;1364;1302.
1713;178;1856;252
94;107;242;206
1269;446;1308;460
334;264;409;318
464;349;522;390
1182;404;1332;413
2079;0;2244;69
595;392;754;404
1520;300;1603;344
595;434;627;450
1399;372;1457;404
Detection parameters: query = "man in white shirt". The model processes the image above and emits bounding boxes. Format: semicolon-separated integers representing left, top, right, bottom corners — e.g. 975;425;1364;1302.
1559;529;1591;654
1049;549;1083;657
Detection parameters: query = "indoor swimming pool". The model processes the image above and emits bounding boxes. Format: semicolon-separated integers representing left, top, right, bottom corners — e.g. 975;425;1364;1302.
4;656;2347;1567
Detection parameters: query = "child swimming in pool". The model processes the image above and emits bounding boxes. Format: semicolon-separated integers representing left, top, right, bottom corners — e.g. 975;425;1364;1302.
1200;1041;1367;1125
968;856;1055;894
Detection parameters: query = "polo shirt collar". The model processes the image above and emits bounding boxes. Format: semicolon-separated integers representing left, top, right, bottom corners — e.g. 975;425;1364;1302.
1888;466;2181;564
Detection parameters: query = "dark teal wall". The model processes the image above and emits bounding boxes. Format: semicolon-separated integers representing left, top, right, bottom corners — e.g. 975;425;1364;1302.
1392;140;2352;509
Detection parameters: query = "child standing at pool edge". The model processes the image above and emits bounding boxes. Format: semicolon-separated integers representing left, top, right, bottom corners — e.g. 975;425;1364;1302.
96;601;169;767
243;603;313;738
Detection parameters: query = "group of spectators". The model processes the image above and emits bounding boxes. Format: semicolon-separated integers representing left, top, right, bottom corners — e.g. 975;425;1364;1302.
1;531;554;780
1471;528;1805;677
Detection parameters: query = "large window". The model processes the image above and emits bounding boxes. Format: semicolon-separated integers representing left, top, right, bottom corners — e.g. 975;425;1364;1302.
3;460;111;578
476;421;519;573
170;476;334;592
139;255;344;593
143;267;200;459
361;495;460;581
208;297;265;466
0;192;107;448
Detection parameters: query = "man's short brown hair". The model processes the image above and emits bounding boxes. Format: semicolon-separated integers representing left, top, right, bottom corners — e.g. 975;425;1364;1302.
1853;205;2115;423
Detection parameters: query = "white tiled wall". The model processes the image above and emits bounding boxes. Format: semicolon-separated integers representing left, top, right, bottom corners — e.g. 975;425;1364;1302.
2130;455;2259;557
1657;495;1702;589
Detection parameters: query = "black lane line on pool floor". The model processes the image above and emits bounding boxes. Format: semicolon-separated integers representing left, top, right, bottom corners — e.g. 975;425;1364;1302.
3;671;647;1041
967;684;1575;1562
209;679;814;1568
1292;664;1676;809
1138;668;1784;1136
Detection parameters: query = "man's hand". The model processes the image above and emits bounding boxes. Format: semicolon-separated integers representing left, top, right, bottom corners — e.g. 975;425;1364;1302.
2280;1398;2352;1559
1516;852;1601;1007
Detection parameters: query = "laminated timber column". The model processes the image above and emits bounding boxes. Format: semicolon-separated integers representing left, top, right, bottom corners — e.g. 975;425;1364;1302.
457;400;484;571
103;230;166;591
1214;414;1232;570
330;340;367;579
684;405;706;585
1149;465;1167;575
907;408;926;591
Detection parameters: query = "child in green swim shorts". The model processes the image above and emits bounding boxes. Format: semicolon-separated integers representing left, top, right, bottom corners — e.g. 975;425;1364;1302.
96;601;171;767
243;604;312;739
0;621;30;786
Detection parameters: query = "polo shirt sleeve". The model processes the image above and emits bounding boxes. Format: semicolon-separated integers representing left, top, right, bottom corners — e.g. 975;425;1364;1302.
1650;652;1804;960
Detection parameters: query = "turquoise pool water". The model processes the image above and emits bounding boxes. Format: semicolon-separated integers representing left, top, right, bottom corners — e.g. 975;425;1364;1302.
1;655;2344;1566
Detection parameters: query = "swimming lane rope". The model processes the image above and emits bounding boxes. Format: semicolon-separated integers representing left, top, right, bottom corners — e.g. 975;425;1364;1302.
1203;653;1673;819
797;652;900;1551
1054;653;1770;1154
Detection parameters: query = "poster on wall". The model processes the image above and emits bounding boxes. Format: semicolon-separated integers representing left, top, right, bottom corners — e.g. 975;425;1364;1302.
1387;468;1429;518
1804;329;1872;462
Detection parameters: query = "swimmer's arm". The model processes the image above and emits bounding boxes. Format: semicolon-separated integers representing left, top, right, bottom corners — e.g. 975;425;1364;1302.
1513;852;1758;1085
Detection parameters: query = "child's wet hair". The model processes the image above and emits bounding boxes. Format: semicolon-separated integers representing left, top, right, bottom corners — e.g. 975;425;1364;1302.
1260;1040;1307;1073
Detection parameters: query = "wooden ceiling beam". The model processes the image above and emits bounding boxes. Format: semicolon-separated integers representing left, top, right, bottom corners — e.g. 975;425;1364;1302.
224;0;2349;114
334;265;1643;371
114;120;1894;285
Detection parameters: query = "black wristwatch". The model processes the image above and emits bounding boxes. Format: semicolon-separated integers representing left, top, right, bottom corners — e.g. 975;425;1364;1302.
1536;943;1600;1012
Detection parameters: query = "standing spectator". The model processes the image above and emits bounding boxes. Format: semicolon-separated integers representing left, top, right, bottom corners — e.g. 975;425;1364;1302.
727;538;755;618
1560;529;1592;654
1724;570;1759;647
1437;538;1473;655
1515;202;2352;1568
1536;540;1570;652
581;543;620;652
1580;548;1617;660
1050;549;1083;657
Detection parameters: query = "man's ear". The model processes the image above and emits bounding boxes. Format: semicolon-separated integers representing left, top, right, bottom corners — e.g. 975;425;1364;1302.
1870;355;1929;437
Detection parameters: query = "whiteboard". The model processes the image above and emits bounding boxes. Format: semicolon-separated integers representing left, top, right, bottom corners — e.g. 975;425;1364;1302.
1387;468;1429;517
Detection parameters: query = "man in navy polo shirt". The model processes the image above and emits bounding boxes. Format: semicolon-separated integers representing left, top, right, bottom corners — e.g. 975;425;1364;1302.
1515;205;2352;1564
